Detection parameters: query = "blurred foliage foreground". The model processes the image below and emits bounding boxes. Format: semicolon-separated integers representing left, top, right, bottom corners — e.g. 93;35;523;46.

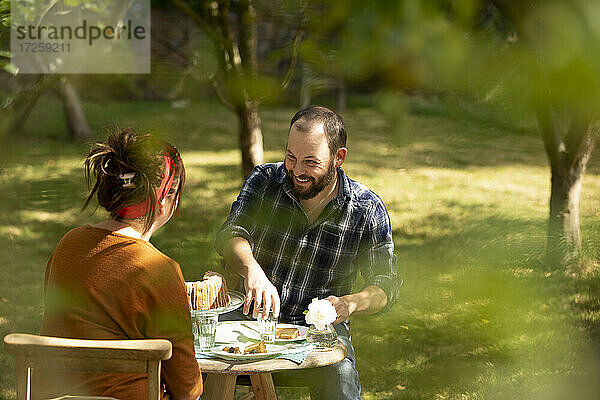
2;97;600;399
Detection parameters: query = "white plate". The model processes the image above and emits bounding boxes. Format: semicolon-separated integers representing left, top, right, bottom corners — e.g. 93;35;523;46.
210;343;289;360
216;321;308;343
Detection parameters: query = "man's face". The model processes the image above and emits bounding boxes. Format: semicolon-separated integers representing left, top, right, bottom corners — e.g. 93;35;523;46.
285;122;337;200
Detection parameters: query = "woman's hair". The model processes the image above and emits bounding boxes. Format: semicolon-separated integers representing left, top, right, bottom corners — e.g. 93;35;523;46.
82;127;186;234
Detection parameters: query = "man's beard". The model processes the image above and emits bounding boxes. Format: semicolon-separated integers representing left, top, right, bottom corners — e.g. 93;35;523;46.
286;160;337;200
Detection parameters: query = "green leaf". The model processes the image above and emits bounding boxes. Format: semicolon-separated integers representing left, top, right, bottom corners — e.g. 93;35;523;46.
2;62;18;75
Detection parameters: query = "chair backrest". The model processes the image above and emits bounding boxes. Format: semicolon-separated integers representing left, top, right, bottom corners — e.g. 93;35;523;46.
4;333;173;400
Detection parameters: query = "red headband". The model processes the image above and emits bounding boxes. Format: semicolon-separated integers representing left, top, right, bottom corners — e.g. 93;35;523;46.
116;152;176;219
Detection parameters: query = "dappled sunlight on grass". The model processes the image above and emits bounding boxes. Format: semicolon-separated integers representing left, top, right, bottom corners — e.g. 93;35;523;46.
182;150;240;167
2;98;600;399
0;226;26;240
18;209;80;225
355;257;600;399
0;225;45;243
0;389;16;399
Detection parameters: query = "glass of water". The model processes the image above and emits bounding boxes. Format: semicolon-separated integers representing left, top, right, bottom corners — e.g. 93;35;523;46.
191;311;218;351
256;309;278;344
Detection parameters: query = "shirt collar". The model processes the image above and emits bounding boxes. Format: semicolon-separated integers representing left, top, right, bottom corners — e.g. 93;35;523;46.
335;167;352;205
275;162;288;185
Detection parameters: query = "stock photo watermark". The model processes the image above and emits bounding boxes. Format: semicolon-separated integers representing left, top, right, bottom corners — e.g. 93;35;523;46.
11;0;150;74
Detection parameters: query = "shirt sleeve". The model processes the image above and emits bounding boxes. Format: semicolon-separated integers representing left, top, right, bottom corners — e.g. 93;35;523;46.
142;259;203;400
356;197;401;313
214;165;270;255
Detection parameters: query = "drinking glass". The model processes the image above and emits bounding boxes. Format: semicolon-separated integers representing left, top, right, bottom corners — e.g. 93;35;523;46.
191;312;218;351
256;309;278;344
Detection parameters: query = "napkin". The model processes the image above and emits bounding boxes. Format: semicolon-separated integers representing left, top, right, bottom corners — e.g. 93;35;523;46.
276;342;315;363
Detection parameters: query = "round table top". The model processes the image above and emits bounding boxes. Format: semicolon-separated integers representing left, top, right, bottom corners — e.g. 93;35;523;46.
197;342;347;374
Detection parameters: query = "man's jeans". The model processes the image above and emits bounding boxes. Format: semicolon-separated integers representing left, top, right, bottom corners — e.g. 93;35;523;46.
220;310;361;400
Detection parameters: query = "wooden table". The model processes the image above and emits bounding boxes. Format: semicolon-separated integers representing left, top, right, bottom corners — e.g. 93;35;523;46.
198;342;347;400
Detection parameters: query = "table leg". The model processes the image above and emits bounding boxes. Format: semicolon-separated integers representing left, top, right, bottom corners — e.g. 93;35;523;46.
203;373;237;400
249;373;277;400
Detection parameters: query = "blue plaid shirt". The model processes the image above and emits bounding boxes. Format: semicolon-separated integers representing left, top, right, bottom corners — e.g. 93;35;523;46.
215;162;399;325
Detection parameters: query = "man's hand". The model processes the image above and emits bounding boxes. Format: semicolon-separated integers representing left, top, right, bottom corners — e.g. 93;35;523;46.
223;237;281;320
326;286;388;324
326;295;352;325
243;264;280;320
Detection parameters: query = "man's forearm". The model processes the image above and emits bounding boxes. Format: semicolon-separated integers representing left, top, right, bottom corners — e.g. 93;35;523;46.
222;236;261;278
222;236;281;317
341;285;388;316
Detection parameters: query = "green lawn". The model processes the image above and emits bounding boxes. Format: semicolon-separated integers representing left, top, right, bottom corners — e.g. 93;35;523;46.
1;96;600;399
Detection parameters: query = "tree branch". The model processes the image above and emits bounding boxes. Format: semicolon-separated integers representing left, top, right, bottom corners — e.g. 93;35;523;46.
573;125;596;176
563;113;594;169
236;0;257;78
277;27;304;96
208;30;237;108
529;60;561;166
171;0;238;108
0;74;60;136
219;0;239;73
150;27;190;65
208;73;236;112
535;98;561;167
170;0;226;48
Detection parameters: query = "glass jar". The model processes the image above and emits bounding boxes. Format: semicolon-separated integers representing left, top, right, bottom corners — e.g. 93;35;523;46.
306;323;338;348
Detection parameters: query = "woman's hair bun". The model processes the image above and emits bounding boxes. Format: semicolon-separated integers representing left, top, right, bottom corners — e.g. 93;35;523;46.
98;127;161;183
82;126;181;234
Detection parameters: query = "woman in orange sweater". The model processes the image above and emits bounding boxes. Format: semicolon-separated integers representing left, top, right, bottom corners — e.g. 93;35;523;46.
39;127;202;400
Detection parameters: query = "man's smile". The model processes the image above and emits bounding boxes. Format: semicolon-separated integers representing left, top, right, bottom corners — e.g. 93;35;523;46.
294;175;312;185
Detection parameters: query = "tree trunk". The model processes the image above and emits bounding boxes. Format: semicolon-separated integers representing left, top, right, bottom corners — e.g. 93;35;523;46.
489;0;598;268
237;101;264;178
542;120;595;267
235;0;264;178
58;77;92;142
546;164;582;266
0;75;60;138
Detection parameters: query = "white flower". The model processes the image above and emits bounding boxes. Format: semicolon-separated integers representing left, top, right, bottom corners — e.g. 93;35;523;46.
304;298;337;331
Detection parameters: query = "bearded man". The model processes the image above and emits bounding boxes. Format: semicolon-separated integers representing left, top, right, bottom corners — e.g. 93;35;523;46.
215;105;400;399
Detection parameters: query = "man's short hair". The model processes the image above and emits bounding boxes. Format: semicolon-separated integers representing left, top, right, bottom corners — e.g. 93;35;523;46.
289;105;346;156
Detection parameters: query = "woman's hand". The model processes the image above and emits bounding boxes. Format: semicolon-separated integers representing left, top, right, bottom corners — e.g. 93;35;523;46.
243;264;280;320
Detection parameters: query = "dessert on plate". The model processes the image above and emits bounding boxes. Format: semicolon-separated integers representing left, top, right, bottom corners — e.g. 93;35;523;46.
244;340;267;354
186;271;229;310
276;327;299;339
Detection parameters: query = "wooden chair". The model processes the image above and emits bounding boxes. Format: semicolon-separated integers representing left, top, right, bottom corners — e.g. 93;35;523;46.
3;333;173;400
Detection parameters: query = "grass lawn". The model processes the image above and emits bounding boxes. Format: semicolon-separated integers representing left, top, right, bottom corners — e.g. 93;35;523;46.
2;95;600;399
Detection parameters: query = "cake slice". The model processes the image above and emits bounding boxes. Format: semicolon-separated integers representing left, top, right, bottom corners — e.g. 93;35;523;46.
244;340;267;354
186;271;229;310
276;327;299;340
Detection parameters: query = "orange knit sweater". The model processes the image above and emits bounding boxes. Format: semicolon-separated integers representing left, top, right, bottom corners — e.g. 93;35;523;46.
38;225;202;400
